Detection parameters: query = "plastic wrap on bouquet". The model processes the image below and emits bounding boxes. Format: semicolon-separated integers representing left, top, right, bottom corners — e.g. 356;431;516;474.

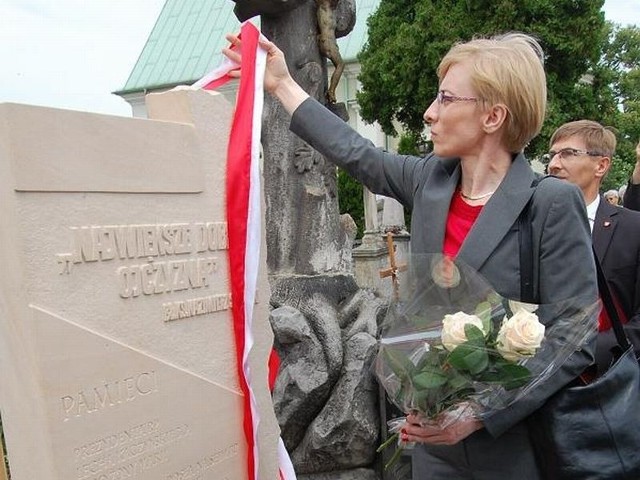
375;254;599;424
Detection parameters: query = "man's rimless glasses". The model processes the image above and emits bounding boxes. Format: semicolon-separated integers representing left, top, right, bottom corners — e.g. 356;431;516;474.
541;148;605;164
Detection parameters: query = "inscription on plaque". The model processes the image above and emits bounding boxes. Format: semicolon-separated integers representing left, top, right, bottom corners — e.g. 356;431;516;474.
163;293;232;322
57;222;228;276
117;257;218;298
165;443;239;480
73;418;190;480
55;222;231;320
61;371;159;420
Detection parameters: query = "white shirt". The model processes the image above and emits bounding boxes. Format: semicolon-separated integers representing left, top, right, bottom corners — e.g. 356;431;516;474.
586;195;600;234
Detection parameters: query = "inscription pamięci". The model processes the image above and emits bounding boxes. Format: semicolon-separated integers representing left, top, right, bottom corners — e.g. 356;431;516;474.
62;371;158;420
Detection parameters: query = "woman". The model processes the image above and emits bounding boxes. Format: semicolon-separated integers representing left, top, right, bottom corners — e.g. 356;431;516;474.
223;32;597;479
604;189;620;206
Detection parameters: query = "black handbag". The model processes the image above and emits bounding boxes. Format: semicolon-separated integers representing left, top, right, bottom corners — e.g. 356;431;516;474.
519;196;640;479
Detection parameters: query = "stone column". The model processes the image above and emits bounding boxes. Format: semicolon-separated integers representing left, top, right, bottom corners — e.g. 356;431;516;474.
353;188;387;292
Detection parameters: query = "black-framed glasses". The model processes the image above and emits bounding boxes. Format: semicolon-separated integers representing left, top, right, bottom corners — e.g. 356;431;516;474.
435;90;479;105
541;147;604;164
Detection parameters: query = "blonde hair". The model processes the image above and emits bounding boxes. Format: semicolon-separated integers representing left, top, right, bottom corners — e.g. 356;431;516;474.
549;120;617;158
438;33;547;153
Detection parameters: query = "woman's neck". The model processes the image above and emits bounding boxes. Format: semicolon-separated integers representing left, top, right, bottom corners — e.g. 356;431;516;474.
459;149;513;200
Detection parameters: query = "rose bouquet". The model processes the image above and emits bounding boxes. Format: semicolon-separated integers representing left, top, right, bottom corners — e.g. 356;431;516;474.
375;255;598;469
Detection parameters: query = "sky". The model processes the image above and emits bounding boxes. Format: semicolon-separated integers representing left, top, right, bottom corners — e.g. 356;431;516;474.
1;0;639;118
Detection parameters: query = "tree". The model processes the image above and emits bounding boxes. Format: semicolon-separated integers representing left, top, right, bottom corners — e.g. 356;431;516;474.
597;24;640;190
357;0;608;159
337;168;365;238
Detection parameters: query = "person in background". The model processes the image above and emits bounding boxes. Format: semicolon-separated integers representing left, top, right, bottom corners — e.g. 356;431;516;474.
546;120;640;368
604;189;620;205
623;140;640;211
619;184;627;203
224;31;597;479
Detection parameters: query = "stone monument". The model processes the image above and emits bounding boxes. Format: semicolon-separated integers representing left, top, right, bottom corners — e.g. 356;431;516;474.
0;89;279;479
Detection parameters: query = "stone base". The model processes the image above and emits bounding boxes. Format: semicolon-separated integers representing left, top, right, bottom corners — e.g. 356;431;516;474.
353;246;388;295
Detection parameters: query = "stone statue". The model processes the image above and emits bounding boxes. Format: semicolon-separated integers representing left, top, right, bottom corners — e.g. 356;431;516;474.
230;2;382;479
315;0;344;104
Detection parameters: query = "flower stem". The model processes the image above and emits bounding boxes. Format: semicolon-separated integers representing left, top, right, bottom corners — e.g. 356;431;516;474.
384;444;404;470
376;432;399;453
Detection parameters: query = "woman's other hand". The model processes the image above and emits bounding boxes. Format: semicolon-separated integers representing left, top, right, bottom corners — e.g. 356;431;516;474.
403;410;484;446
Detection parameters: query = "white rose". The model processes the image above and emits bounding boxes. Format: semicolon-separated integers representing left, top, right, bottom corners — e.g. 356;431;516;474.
441;311;486;352
496;309;545;362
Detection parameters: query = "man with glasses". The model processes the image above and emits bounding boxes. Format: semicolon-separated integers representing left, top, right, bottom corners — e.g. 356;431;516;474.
546;120;640;367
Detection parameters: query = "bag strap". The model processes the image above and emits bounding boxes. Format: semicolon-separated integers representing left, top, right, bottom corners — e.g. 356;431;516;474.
518;197;534;303
518;176;543;303
593;249;630;350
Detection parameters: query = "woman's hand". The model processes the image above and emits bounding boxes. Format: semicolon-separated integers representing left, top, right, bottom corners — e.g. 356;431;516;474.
402;411;484;446
222;33;309;114
222;34;289;94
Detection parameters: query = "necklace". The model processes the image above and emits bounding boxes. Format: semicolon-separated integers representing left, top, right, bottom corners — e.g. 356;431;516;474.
459;189;496;201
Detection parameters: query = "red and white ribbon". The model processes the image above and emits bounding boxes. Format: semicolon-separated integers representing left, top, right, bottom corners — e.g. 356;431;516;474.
194;21;296;480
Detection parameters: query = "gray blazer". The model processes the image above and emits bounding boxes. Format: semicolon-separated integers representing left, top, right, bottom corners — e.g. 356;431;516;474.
290;98;597;439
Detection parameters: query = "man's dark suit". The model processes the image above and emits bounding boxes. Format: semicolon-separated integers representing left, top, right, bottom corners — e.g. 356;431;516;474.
623;181;640;211
593;198;640;367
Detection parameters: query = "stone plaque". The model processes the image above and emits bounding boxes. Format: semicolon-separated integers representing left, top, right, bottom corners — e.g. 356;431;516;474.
0;89;278;479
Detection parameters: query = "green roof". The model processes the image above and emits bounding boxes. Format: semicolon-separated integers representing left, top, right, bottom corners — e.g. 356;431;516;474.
117;0;380;94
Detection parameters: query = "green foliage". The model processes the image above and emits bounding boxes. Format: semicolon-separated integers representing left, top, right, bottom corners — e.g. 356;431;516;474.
397;132;423;156
598;24;640;190
337;168;365;238
357;0;640;185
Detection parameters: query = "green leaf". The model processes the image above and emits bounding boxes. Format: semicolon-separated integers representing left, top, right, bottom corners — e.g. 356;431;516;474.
448;343;489;375
497;364;532;390
476;370;502;383
412;370;448;389
464;323;486;342
447;371;472;391
382;347;414;379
